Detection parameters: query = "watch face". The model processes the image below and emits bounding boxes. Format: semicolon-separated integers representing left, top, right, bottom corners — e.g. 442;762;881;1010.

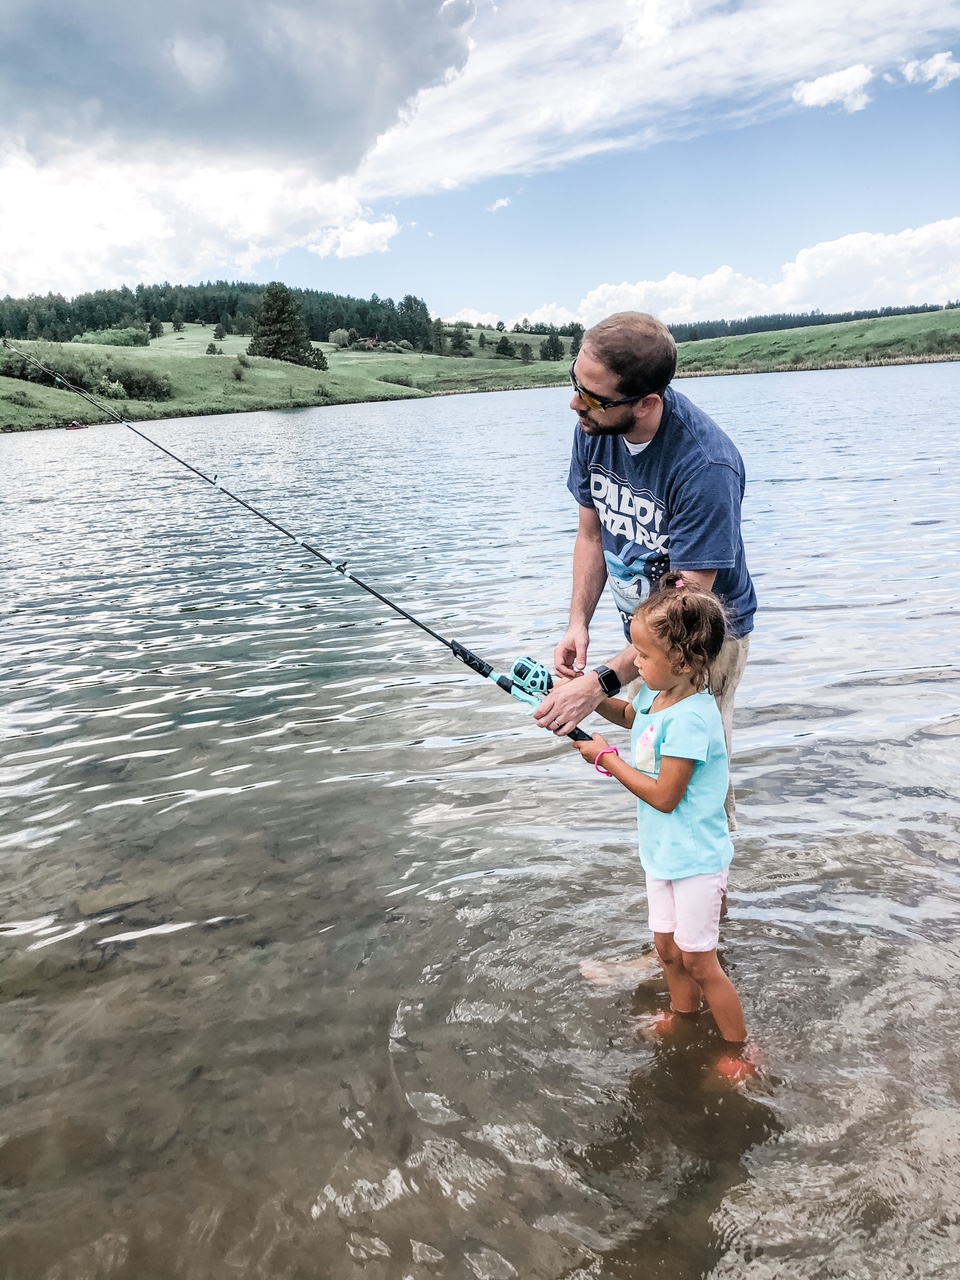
596;666;620;696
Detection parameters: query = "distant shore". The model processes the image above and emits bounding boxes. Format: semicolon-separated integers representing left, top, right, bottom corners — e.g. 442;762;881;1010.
3;309;959;432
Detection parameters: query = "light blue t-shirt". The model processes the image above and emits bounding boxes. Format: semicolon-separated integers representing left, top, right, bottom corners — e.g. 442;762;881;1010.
631;685;734;880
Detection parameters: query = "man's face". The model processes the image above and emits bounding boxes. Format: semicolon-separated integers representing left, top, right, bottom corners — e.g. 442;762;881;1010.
569;346;642;437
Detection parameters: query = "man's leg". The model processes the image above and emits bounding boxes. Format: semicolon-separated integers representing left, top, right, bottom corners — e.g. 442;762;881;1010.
711;634;750;830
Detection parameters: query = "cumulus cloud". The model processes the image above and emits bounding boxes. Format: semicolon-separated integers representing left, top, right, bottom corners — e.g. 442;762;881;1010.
569;219;960;325
903;50;960;89
3;0;960;292
444;307;502;326
0;0;476;172
309;216;401;259
0;149;380;295
507;303;580;329
792;64;873;111
489;197;511;212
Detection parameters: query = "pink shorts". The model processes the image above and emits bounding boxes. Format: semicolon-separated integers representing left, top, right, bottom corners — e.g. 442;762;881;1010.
646;870;729;952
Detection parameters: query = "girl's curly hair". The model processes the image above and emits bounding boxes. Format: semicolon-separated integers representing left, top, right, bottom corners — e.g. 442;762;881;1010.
633;572;727;691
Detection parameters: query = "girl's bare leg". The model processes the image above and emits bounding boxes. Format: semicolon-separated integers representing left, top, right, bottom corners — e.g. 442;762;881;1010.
680;949;747;1044
654;933;702;1015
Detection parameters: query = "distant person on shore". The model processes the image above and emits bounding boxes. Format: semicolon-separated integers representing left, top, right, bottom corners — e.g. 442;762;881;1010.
573;574;755;1082
534;311;756;827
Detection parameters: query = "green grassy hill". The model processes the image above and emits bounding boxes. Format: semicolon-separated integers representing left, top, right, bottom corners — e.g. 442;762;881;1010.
3;309;959;431
675;307;960;376
0;325;574;430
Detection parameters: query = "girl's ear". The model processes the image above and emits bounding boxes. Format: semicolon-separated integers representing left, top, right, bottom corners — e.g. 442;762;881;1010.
670;650;689;676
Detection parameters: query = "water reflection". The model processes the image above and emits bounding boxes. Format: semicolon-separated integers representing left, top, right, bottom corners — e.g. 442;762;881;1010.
574;1037;783;1279
1;363;960;1277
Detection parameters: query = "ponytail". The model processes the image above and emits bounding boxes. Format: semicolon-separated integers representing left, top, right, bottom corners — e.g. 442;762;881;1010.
633;573;727;691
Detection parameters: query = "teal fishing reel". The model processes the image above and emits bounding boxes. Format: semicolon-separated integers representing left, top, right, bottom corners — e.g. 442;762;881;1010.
509;655;554;700
449;641;589;740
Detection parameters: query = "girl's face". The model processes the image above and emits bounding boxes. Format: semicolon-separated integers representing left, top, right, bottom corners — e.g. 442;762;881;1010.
631;617;687;690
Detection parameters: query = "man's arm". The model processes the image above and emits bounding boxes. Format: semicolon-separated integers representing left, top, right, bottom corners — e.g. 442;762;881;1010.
673;568;717;592
534;641;639;738
553;505;607;678
535;565;721;738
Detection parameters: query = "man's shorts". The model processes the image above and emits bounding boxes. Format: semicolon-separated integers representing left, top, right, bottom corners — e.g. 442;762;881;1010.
646;869;729;952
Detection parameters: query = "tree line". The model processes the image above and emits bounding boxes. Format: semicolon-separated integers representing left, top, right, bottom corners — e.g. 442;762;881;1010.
0;281;434;350
5;277;956;356
668;302;959;343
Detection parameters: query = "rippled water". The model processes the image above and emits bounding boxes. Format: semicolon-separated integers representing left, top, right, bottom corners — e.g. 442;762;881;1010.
2;362;959;1279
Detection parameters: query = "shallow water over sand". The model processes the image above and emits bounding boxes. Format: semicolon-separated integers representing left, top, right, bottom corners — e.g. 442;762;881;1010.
2;362;960;1278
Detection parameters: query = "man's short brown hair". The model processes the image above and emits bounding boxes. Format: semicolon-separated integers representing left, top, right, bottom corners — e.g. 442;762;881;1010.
583;312;677;398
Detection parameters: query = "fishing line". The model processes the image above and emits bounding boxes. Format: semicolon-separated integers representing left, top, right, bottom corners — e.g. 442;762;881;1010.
3;337;589;741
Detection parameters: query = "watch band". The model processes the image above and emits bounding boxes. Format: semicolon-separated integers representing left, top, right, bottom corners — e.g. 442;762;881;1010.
593;665;621;697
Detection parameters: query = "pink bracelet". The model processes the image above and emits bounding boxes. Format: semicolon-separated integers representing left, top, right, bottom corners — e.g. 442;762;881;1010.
594;747;620;776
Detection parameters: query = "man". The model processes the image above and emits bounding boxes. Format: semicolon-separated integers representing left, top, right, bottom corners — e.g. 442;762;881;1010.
534;311;756;825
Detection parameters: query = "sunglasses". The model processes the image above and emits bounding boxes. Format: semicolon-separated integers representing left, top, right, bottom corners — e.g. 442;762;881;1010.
569;359;649;413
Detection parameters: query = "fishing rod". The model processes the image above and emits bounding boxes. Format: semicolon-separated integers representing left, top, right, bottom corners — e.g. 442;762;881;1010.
3;337;590;742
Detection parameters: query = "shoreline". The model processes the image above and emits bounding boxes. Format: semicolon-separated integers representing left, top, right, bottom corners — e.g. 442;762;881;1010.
3;350;959;433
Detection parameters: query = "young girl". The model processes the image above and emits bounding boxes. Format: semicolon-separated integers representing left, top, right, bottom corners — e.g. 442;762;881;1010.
574;572;753;1082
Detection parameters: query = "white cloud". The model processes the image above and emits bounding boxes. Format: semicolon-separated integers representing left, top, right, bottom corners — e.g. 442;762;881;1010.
2;1;960;292
568;218;960;325
903;50;960;89
309;216;402;259
489;197;511;212
792;65;873;112
444;307;501;325
359;1;960;199
507;303;579;329
0;148;374;295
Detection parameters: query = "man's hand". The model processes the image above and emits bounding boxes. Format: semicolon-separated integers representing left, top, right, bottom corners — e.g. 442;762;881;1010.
534;671;606;737
554;624;589;679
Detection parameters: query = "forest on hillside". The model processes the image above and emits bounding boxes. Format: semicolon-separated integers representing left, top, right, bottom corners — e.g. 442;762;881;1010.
2;279;958;350
0;282;434;350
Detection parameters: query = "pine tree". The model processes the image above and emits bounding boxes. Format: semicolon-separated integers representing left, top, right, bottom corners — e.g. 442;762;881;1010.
449;326;471;355
539;331;564;361
247;282;327;369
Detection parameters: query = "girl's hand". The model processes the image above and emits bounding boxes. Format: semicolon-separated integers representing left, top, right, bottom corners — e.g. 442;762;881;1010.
574;733;609;765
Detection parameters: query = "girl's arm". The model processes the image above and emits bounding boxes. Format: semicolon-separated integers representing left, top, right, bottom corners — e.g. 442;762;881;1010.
592;697;636;730
575;734;694;813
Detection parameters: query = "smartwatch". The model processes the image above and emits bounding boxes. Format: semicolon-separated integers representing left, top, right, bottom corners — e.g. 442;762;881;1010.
593;665;621;697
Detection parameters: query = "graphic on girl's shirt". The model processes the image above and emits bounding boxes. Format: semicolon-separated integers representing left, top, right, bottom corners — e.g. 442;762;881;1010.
634;722;657;775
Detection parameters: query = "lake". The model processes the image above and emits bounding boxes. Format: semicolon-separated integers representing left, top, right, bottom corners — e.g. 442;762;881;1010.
2;361;960;1279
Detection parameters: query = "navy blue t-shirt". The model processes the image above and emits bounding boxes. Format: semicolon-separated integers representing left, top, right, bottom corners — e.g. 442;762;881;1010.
566;385;756;638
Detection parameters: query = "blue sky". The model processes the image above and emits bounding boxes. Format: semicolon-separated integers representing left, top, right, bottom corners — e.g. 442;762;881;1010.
1;0;958;325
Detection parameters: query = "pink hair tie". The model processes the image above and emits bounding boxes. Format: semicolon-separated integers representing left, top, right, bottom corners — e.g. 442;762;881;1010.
594;746;620;776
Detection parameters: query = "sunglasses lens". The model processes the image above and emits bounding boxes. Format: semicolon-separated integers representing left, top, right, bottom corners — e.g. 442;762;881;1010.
571;377;604;412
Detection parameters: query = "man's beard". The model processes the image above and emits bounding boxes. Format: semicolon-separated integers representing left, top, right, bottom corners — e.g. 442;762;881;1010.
578;414;635;437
